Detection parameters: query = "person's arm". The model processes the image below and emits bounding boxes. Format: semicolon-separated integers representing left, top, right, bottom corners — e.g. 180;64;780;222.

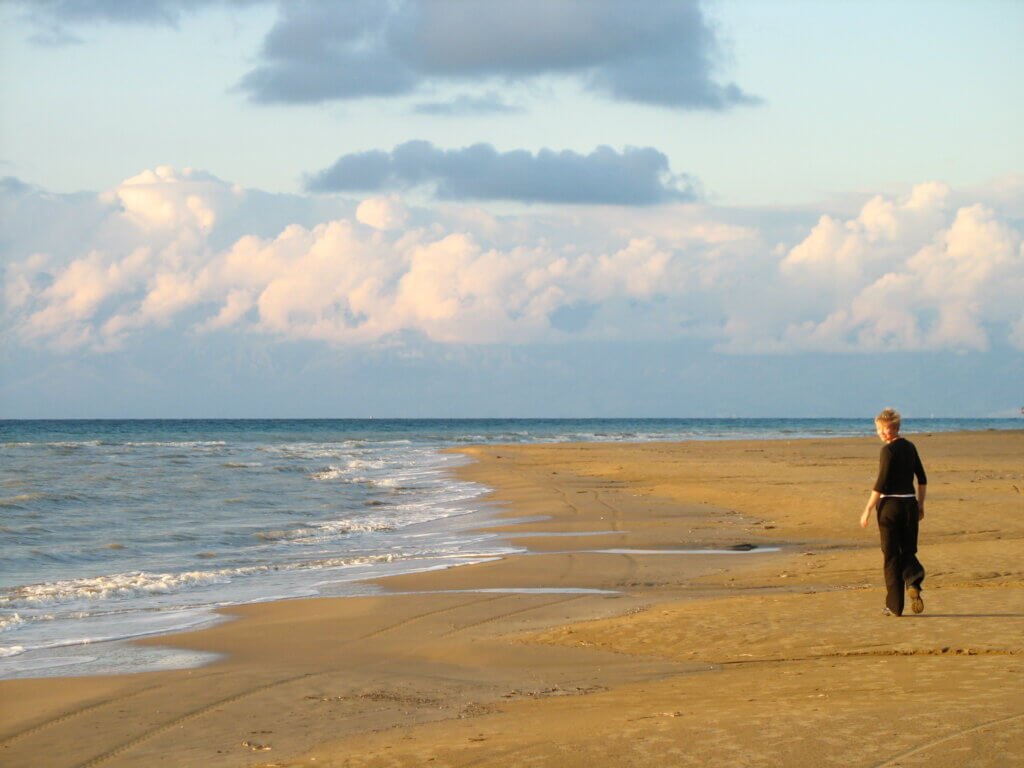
863;444;890;528
861;490;881;528
874;449;889;495
914;447;927;520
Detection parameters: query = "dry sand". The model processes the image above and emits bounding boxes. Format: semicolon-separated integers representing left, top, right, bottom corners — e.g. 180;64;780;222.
2;430;1022;767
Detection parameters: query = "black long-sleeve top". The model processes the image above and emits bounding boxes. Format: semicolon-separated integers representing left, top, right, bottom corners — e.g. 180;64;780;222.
873;437;927;495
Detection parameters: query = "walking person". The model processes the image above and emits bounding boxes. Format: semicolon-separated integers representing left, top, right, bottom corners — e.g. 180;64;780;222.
860;408;927;616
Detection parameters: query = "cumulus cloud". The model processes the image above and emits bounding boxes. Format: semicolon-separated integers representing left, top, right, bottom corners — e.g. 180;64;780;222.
0;167;714;350
306;142;696;205
2;169;1021;356
355;195;408;231
106;166;228;233
767;184;1024;352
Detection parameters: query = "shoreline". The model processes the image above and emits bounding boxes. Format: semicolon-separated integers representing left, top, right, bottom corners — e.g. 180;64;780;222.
1;430;1022;767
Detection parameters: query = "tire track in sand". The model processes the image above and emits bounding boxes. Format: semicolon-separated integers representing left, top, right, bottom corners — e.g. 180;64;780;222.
357;594;509;641
2;595;502;762
439;594;588;637
547;481;633;586
72;672;316;768
869;710;1024;768
548;483;624;532
0;682;166;747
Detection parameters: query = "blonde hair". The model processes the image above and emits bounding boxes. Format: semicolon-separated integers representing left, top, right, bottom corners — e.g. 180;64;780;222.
875;407;901;432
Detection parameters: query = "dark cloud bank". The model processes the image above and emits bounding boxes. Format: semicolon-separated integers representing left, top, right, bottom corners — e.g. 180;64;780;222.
306;141;697;205
413;92;523;116
20;0;758;110
16;0;262;44
243;0;758;109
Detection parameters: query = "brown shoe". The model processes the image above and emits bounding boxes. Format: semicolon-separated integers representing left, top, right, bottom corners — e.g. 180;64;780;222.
907;585;924;614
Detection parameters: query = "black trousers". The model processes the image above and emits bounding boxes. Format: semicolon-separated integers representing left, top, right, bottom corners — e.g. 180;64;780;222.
877;497;925;616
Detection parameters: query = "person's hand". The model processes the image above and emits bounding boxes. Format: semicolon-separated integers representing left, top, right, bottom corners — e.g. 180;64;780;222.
918;503;925;521
860;509;871;528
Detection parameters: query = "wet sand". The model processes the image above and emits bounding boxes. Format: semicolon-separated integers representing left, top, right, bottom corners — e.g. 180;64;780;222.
2;430;1022;767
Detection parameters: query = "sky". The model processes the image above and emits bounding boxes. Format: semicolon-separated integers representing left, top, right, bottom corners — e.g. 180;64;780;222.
1;0;1022;418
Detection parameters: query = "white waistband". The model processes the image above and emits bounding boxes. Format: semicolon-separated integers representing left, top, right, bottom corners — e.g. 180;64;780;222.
881;493;916;499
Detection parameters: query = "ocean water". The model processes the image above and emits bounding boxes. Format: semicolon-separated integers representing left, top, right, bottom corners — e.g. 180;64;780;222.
0;417;1017;679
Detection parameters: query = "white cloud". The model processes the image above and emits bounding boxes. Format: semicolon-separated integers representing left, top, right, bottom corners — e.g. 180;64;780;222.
3;253;50;312
2;170;1021;356
905;180;951;211
198;289;255;332
104;166;234;235
356;195;408;231
771;185;1023;352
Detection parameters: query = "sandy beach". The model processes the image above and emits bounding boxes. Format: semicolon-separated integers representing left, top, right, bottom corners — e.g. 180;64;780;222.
2;430;1022;767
